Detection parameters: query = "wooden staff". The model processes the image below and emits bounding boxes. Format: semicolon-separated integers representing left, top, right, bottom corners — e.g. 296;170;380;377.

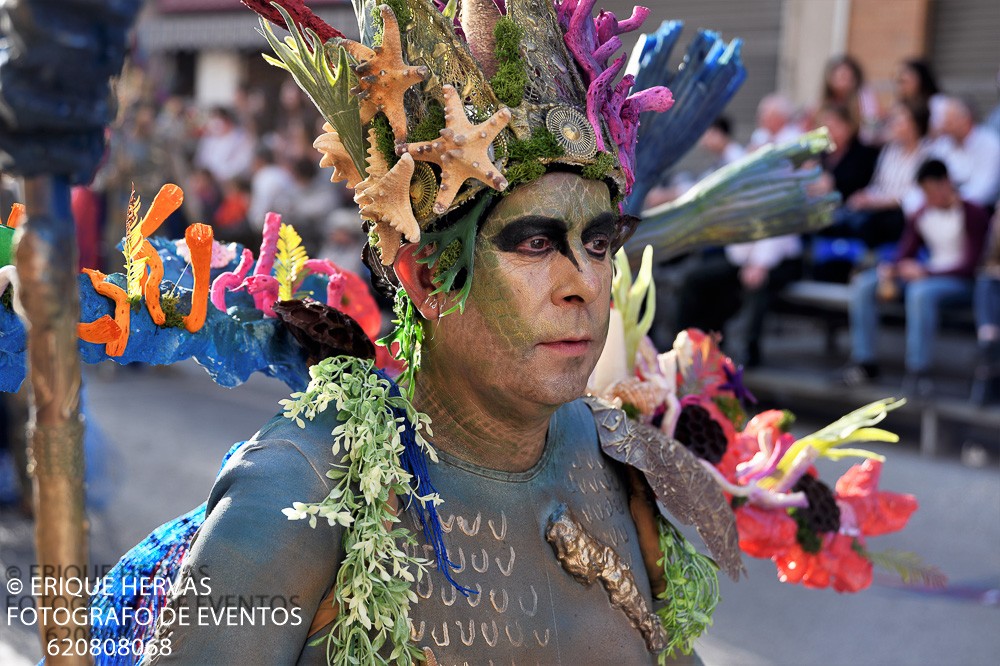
16;175;90;665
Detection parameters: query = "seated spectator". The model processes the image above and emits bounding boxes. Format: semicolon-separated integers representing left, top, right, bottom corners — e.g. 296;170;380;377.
276;158;342;255
248;146;294;231
815;103;879;201
820;55;882;145
194;107;255;184
894;58;944;132
832;99;931;248
747;94;801;152
213;178;254;247
675;235;802;368
843;160;990;393
931;97;1000;210
972;207;1000;405
645;117;748;345
643;115;745;208
185;167;222;226
807;103;880;281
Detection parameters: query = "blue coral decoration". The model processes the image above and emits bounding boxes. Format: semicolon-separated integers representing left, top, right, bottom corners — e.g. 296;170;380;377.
626;21;747;214
0;301;26;392
0;236;327;394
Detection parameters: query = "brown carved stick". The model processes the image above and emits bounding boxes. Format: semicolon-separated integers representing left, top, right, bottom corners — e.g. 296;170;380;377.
17;176;89;665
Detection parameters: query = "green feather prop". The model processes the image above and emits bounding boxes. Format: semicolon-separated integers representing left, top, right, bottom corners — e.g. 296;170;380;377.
627;129;840;264
275;223;309;302
122;187;148;304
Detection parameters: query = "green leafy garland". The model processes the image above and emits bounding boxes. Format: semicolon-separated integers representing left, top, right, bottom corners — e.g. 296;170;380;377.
655;518;721;661
280;355;438;665
378;290;425;398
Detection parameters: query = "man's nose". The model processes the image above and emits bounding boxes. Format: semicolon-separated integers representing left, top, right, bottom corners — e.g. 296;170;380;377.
551;244;603;305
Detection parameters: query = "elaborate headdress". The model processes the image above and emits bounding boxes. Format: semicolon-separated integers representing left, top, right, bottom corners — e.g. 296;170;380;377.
248;0;673;307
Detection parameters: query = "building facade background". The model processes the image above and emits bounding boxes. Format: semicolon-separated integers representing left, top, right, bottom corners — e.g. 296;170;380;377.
135;0;1000;143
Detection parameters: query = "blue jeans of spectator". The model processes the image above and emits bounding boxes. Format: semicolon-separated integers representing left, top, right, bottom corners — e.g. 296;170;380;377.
850;269;973;373
974;275;1000;332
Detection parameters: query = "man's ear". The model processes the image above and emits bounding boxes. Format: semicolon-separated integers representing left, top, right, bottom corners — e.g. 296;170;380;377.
394;243;439;319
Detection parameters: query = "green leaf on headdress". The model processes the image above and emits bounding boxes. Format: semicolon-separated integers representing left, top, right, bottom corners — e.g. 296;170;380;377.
417;195;493;315
260;3;365;176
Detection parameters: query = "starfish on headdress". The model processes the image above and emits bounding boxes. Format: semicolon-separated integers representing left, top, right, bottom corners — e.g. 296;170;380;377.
397;84;511;215
356;153;421;245
354;129;407;265
343;5;429;141
314;123;363;188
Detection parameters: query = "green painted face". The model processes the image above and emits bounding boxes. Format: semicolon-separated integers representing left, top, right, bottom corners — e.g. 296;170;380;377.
423;172;615;410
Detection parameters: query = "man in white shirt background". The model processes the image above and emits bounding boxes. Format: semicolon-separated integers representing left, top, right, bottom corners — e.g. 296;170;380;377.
931;97;1000;210
674;234;803;368
844;159;990;394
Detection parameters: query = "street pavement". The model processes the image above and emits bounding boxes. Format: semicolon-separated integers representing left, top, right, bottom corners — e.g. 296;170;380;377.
2;359;998;665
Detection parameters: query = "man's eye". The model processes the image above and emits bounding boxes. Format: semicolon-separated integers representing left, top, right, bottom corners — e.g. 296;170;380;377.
585;236;610;257
517;236;553;254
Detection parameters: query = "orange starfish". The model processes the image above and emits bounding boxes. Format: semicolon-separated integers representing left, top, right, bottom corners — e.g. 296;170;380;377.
354;129;404;265
314;122;363;188
344;5;428;141
397;84;511;214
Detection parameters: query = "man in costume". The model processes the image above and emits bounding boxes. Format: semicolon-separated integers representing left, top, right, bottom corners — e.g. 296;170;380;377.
3;1;892;664
132;1;747;663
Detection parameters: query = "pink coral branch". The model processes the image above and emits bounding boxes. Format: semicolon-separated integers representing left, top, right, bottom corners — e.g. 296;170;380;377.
302;258;347;309
585;54;626;153
624;86;675;116
210;248;254;312
240;274;279;318
563;0;601;83
252;212;281;311
592;35;622;67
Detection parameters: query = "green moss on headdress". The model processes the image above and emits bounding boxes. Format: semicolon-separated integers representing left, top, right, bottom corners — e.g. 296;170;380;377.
581;151;619;181
371;0;413;45
503;128;564;189
407;101;446;143
489;17;528;107
370;114;399;167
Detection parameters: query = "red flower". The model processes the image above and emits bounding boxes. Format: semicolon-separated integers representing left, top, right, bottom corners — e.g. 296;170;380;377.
835;460;918;536
744;459;913;593
735;505;797;558
774;534;874;591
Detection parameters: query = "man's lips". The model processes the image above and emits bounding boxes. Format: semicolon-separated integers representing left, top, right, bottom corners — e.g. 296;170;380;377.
536;338;592;355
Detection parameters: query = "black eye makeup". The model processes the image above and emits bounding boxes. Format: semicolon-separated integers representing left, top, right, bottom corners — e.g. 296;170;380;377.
489;212;619;262
490;216;569;255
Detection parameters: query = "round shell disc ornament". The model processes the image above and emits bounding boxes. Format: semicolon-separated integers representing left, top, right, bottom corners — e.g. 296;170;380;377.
546;106;598;159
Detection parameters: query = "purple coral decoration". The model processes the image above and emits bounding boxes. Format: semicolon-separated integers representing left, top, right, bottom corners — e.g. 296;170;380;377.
558;1;672;193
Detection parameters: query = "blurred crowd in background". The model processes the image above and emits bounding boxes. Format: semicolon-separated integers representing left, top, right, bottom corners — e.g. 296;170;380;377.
60;71;366;280
645;55;1000;403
